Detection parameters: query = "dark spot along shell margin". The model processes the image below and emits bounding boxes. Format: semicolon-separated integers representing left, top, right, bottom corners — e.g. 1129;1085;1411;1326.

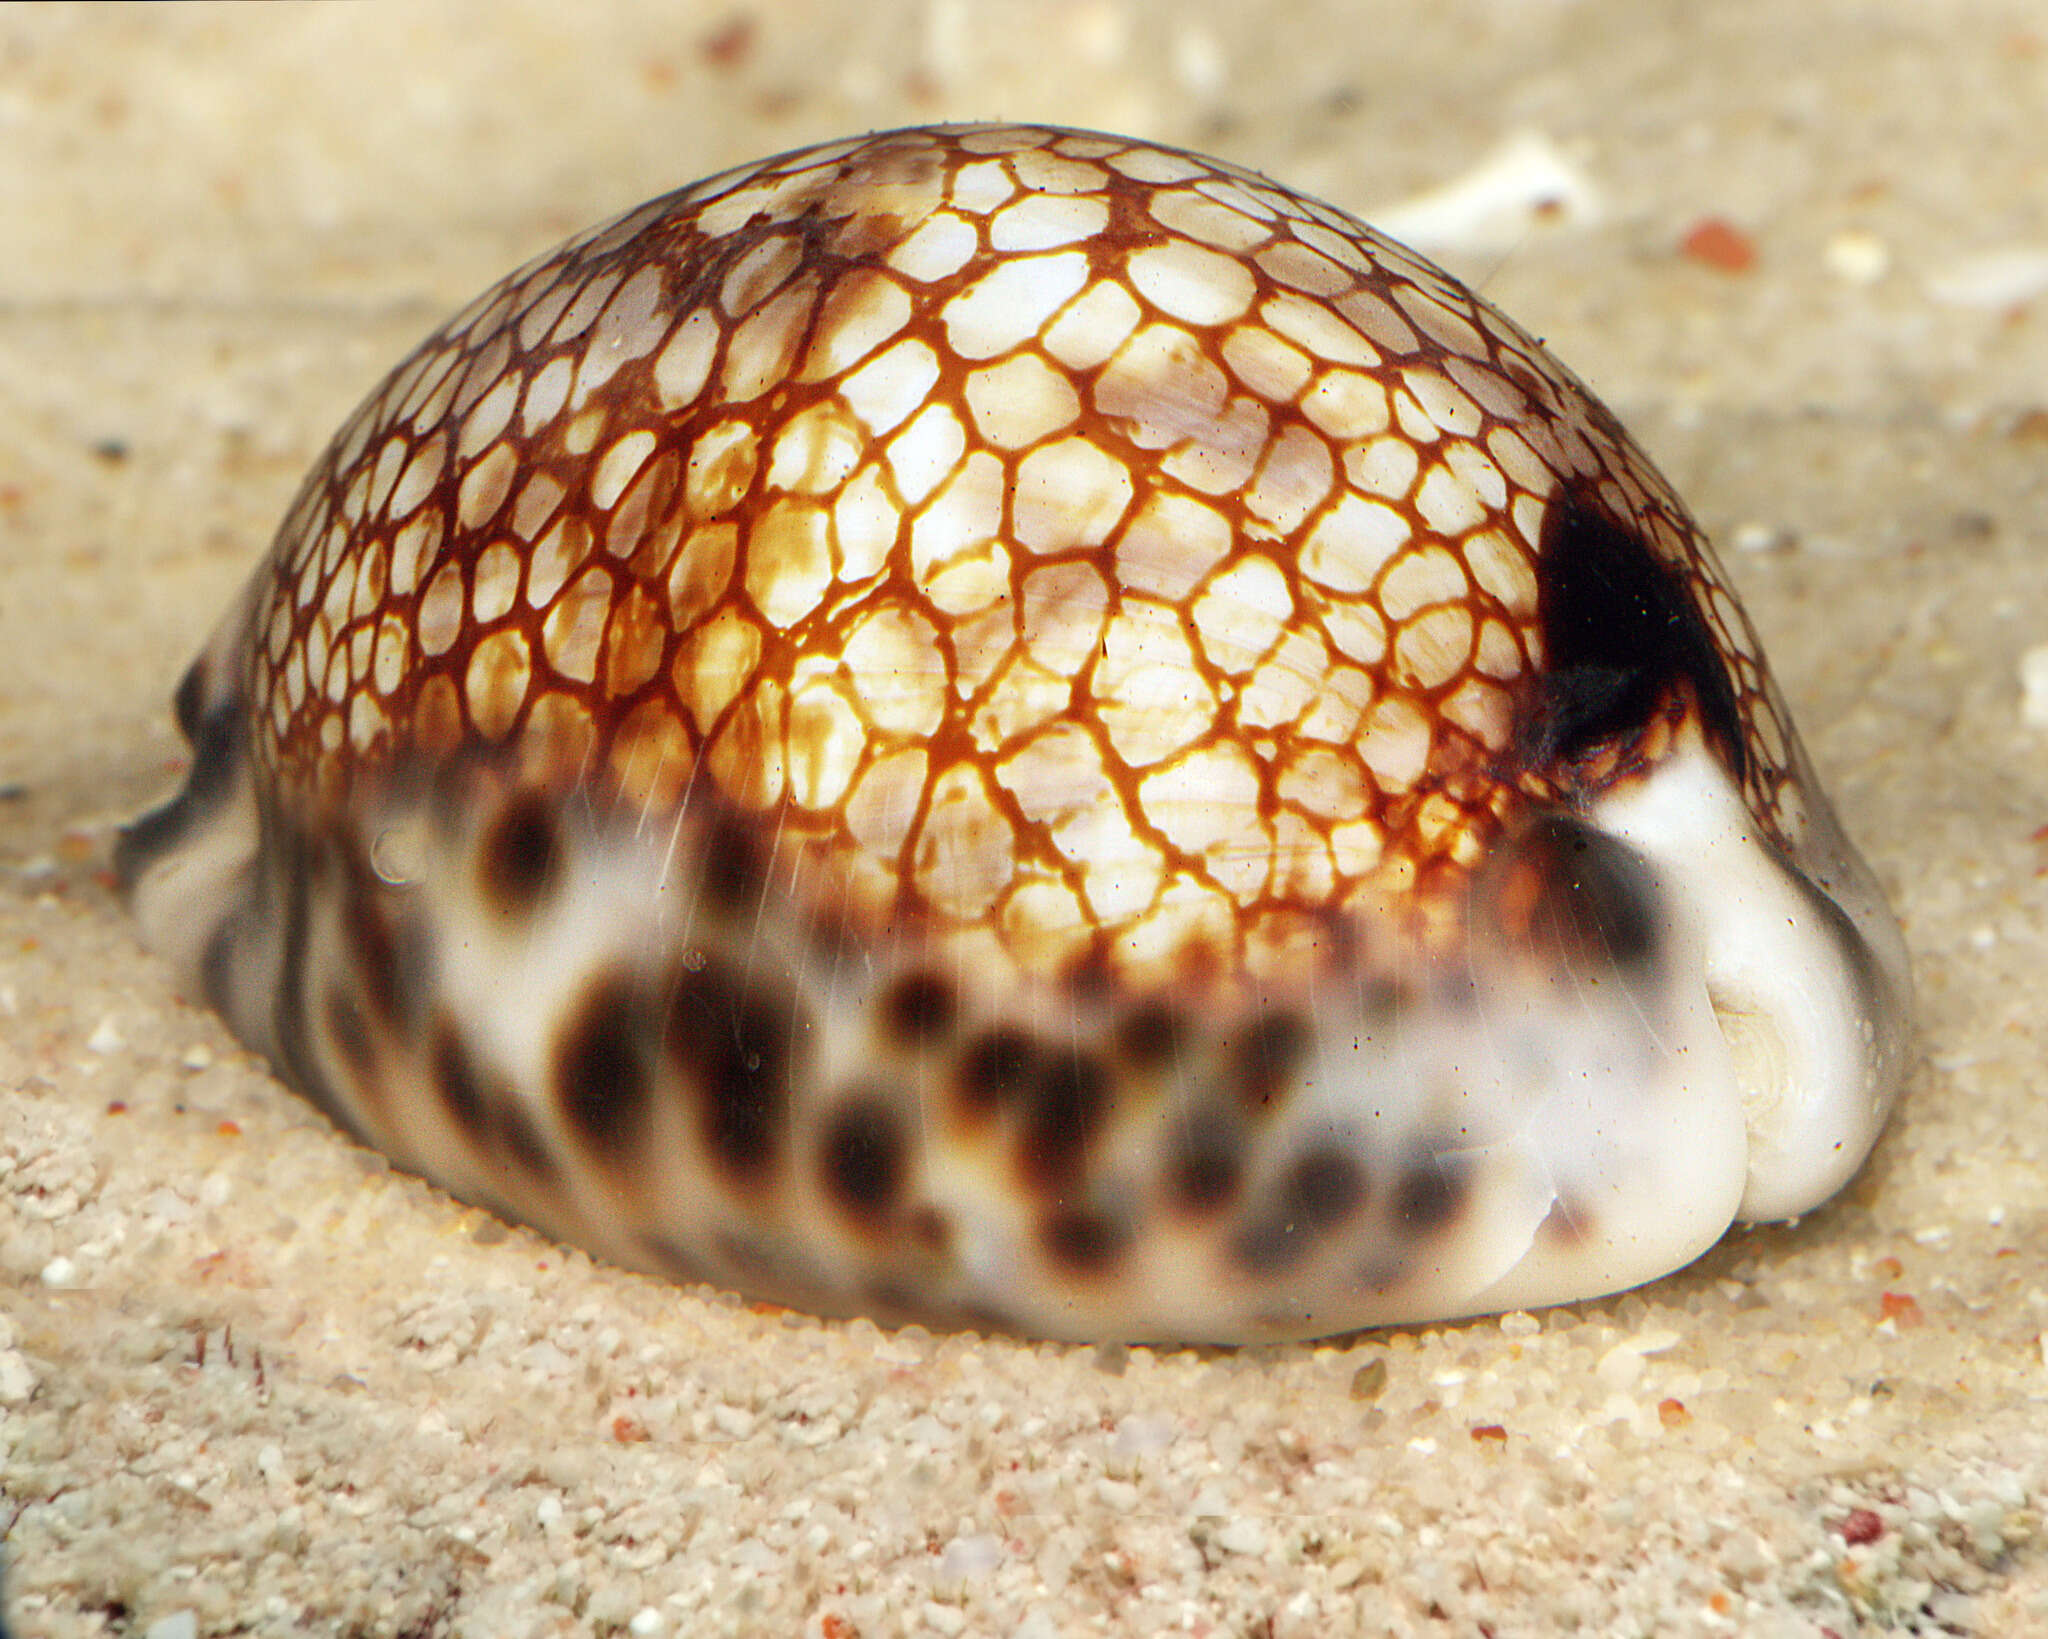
1394;1154;1469;1235
1163;1107;1245;1215
555;970;653;1159
477;789;564;916
953;1026;1043;1118
1016;1051;1111;1193
878;971;958;1049
820;1095;909;1222
1039;1207;1133;1276
663;956;801;1181
1224;1010;1313;1115
1229;1148;1370;1276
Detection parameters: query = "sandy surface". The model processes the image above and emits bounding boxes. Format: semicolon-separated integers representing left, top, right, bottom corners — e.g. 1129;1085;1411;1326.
4;2;2048;1635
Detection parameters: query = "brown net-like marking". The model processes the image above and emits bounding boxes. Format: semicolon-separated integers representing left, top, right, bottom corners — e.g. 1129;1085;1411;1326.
244;123;1797;1003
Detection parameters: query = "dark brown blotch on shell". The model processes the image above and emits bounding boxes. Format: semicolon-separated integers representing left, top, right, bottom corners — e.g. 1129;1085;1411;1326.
438;1013;561;1182
878;971;958;1049
1115;1000;1189;1070
477;789;564;916
695;811;771;919
1229;1147;1370;1275
433;1015;489;1141
343;874;405;1023
1394;1154;1469;1235
555;970;654;1160
1163;1106;1246;1216
1039;1207;1133;1276
1525;478;1748;784
663;956;800;1180
1224;1010;1313;1116
325;985;375;1075
953;1025;1043;1119
1016;1050;1111;1193
819;1094;910;1223
1497;814;1665;976
1537;1194;1596;1249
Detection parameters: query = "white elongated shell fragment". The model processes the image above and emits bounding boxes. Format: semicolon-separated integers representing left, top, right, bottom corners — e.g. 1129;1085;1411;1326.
120;124;1911;1343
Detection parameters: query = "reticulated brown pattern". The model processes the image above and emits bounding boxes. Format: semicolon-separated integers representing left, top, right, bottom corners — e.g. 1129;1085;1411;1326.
243;123;1797;1004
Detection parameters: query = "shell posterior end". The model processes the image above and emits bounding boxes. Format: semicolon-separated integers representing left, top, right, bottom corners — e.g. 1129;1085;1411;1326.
1588;729;1911;1225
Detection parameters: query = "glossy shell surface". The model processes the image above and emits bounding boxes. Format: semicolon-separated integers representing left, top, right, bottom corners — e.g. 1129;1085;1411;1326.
121;124;1910;1342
